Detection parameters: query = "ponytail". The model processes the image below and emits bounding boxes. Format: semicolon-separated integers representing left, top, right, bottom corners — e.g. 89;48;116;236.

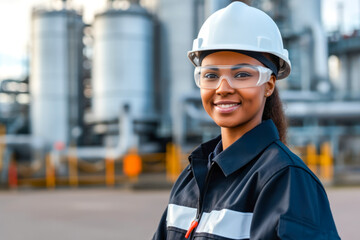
262;87;287;144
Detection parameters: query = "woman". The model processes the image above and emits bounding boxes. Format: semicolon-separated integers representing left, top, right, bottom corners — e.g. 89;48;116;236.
153;2;340;239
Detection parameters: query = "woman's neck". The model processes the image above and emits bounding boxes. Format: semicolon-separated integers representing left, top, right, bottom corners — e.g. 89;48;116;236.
221;119;262;150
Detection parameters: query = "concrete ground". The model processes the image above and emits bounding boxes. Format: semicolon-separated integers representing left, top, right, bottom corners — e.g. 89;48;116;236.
0;187;357;240
327;187;359;240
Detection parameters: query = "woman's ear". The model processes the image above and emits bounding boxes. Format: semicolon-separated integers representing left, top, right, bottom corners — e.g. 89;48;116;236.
264;75;276;97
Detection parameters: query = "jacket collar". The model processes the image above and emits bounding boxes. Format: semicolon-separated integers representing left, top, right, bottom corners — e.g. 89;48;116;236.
189;120;280;177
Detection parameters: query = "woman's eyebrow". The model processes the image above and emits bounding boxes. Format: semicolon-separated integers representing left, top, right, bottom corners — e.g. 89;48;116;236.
204;66;219;71
231;64;250;70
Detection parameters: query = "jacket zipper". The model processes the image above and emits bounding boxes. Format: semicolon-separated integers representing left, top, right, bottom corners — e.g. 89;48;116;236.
187;161;215;240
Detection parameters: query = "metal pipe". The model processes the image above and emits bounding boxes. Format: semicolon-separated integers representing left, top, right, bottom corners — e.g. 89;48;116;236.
61;0;67;9
310;23;329;82
337;2;344;33
129;0;140;4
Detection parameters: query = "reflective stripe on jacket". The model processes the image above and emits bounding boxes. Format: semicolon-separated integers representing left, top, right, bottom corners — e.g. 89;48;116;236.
153;120;340;240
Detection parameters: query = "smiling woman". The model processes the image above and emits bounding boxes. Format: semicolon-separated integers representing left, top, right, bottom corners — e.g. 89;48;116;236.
153;2;340;240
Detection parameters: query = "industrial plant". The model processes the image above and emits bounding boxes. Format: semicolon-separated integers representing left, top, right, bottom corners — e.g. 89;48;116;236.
0;0;359;188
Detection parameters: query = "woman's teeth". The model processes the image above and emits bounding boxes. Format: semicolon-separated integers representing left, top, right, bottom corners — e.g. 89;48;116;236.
217;103;239;108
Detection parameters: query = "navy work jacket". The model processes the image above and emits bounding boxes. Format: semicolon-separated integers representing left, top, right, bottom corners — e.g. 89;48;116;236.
153;120;340;240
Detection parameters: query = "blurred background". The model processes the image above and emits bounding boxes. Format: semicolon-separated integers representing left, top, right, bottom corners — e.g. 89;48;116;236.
0;0;359;239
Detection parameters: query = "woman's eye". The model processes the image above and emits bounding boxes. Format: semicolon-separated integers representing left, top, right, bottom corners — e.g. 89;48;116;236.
235;72;252;78
203;73;219;79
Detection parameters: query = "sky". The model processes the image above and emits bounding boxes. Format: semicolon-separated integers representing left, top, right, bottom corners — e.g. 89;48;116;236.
0;0;105;80
0;0;358;80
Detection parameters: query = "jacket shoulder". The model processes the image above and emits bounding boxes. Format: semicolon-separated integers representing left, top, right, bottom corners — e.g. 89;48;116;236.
257;140;323;189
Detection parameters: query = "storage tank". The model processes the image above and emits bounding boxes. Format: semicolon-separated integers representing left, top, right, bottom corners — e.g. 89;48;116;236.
30;2;84;146
92;0;154;121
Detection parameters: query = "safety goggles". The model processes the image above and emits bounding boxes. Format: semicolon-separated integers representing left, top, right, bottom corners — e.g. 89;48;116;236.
194;64;273;89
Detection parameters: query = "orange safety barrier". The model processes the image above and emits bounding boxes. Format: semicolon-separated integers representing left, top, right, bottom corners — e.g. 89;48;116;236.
304;142;334;182
319;142;334;181
105;157;115;187
306;144;318;175
166;143;181;182
46;154;56;189
8;161;18;189
123;149;142;180
0;124;6;172
68;147;78;187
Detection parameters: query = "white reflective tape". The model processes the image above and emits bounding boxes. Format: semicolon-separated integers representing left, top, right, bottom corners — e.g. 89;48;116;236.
167;204;197;230
196;208;253;239
166;204;253;239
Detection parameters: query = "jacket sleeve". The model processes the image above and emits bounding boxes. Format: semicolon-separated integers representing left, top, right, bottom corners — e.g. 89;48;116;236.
250;166;341;240
152;206;168;240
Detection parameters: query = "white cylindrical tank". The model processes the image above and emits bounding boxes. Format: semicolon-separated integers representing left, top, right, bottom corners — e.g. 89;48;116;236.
30;7;84;146
92;2;154;121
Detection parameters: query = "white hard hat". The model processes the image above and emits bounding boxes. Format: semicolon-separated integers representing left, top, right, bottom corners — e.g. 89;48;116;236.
188;1;291;79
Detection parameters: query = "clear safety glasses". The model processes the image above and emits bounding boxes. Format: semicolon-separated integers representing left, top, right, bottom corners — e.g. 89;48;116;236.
194;64;273;89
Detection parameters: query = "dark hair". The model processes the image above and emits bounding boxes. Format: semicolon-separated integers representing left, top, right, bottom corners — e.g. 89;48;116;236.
262;87;287;144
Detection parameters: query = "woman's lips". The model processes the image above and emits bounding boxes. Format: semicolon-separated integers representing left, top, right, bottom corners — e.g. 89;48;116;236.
214;101;241;113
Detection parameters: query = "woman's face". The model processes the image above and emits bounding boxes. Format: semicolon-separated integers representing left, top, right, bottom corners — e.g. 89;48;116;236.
200;51;275;131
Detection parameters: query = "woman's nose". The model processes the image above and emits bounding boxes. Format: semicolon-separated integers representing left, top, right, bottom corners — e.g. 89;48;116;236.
216;78;235;95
